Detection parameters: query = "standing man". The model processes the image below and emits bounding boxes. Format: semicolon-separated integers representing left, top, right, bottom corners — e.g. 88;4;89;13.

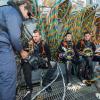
0;0;32;100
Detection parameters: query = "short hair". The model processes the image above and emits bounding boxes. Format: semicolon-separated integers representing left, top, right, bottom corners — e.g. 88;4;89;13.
33;30;41;35
84;31;91;36
33;29;39;33
65;32;71;37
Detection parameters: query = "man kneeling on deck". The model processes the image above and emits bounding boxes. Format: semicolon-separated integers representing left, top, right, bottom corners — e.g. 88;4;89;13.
21;30;57;100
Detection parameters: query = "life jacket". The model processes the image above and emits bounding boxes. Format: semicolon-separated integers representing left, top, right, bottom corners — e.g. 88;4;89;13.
80;39;85;48
62;40;75;49
27;39;46;57
40;40;46;56
80;39;93;49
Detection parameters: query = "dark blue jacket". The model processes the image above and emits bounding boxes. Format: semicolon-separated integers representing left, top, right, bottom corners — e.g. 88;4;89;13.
0;4;23;51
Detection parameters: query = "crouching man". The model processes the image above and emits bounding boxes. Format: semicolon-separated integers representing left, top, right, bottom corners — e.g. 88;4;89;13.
76;32;96;83
22;30;57;99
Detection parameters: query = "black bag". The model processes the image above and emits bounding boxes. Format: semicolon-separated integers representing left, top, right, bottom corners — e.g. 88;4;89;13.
38;57;48;69
28;56;39;70
28;55;48;69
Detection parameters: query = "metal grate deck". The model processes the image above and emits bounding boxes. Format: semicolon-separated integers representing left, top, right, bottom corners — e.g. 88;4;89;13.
16;76;99;100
